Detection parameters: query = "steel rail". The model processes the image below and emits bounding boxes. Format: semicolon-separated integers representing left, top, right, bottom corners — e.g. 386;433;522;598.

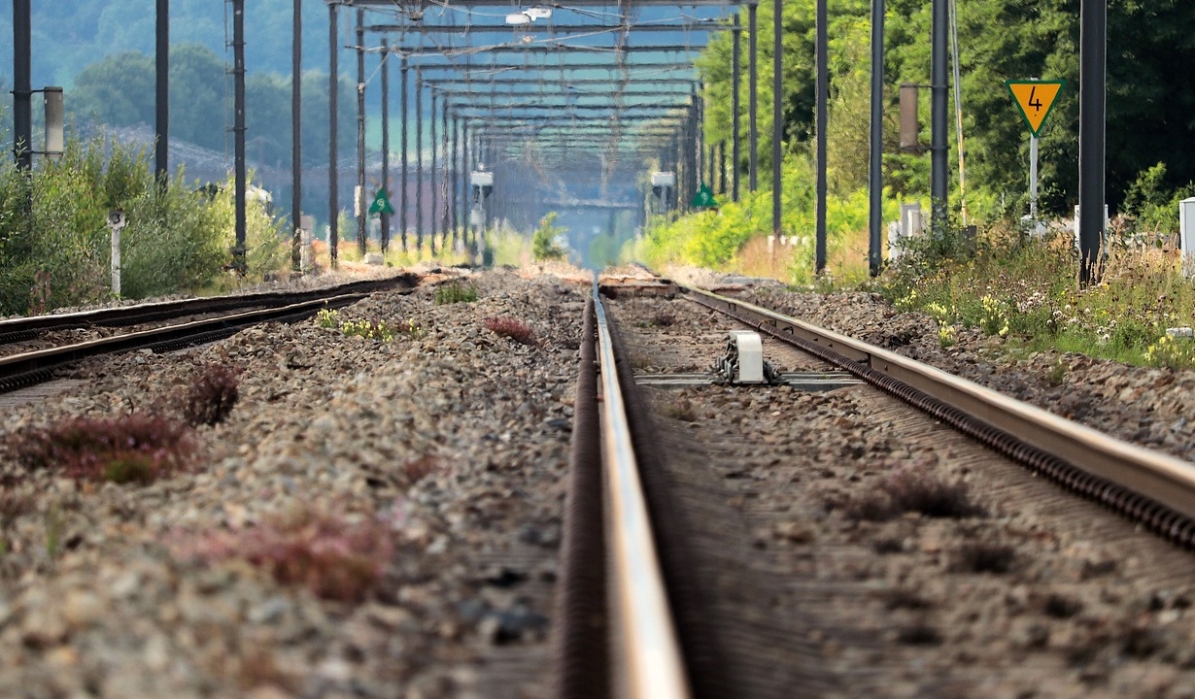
680;283;1195;544
593;279;690;699
552;299;608;699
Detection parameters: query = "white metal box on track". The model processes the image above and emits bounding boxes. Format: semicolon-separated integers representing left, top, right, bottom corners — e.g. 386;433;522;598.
728;330;764;384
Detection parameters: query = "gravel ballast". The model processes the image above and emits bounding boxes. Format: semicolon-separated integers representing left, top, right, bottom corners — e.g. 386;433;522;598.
5;261;1195;698
0;268;583;699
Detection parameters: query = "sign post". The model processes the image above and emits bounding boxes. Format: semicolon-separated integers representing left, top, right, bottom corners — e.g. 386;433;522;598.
1007;79;1065;221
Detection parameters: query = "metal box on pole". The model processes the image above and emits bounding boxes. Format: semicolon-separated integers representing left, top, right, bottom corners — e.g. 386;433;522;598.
1180;197;1195;276
899;84;920;152
43;87;64;158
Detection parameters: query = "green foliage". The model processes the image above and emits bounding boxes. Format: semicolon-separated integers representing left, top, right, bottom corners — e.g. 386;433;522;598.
315;309;340;329
0;133;287;315
1121;162;1195;234
67;44;358;170
635;157;900;284
3;1;335;93
880;220;1195;367
532;212;568;261
694;0;1195;223
1144;334;1195;370
317;309;416;342
434;282;478;305
340;319;398;342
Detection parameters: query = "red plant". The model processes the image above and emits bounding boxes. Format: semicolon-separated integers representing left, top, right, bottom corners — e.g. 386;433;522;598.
182;364;241;426
402;455;441;486
484;317;537;346
173;509;393;603
10;414;194;484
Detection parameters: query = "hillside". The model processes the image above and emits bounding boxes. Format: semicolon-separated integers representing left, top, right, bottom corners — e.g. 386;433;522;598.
0;0;332;89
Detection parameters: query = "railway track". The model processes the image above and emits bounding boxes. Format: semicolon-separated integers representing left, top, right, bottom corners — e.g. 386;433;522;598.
556;270;1195;698
5;266;1195;697
0;273;420;394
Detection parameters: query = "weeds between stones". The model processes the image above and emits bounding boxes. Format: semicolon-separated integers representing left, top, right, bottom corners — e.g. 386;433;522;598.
896;623;943;646
484;317;536;346
183;364;241;427
953;542;1018;574
843;465;986;522
10;414;194;484
435;282;478;305
173;507;394;603
402;455;441;486
662;399;698;422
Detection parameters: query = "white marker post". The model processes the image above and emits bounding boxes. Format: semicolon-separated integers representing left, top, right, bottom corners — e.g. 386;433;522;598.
1029;131;1038;220
107;209;126;297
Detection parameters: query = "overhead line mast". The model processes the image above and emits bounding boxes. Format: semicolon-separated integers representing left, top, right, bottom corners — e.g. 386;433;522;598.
329;0;739;263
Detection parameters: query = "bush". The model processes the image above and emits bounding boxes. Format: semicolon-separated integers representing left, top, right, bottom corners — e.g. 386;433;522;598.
953;542;1017;574
532;212;567;261
844;465;985;521
434;282;478;305
0;133;288;315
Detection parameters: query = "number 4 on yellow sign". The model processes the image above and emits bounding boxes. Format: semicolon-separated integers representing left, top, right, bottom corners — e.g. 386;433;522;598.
1007;80;1066;137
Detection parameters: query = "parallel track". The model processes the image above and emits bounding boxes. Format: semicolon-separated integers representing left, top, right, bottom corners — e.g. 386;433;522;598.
555;271;1195;698
0;275;419;394
0;275;416;345
679;283;1195;548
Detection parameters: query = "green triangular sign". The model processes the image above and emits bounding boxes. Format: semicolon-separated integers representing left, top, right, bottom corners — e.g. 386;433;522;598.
691;183;717;209
368;189;395;216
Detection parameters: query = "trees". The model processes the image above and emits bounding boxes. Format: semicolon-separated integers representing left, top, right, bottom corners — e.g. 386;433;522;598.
71;52;156;128
695;0;1195;221
938;0;1195;216
68;45;357;169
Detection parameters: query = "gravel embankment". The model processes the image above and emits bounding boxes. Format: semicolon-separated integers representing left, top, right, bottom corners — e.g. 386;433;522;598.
0;267;584;698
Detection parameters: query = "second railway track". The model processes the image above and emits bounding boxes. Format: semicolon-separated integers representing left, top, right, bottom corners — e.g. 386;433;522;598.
560;270;1195;699
0;273;421;394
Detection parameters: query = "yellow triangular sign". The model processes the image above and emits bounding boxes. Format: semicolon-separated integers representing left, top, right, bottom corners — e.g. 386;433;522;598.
1007;80;1065;137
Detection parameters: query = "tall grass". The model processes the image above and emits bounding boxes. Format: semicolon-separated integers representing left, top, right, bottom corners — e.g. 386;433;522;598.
0;134;286;315
884;222;1195;367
